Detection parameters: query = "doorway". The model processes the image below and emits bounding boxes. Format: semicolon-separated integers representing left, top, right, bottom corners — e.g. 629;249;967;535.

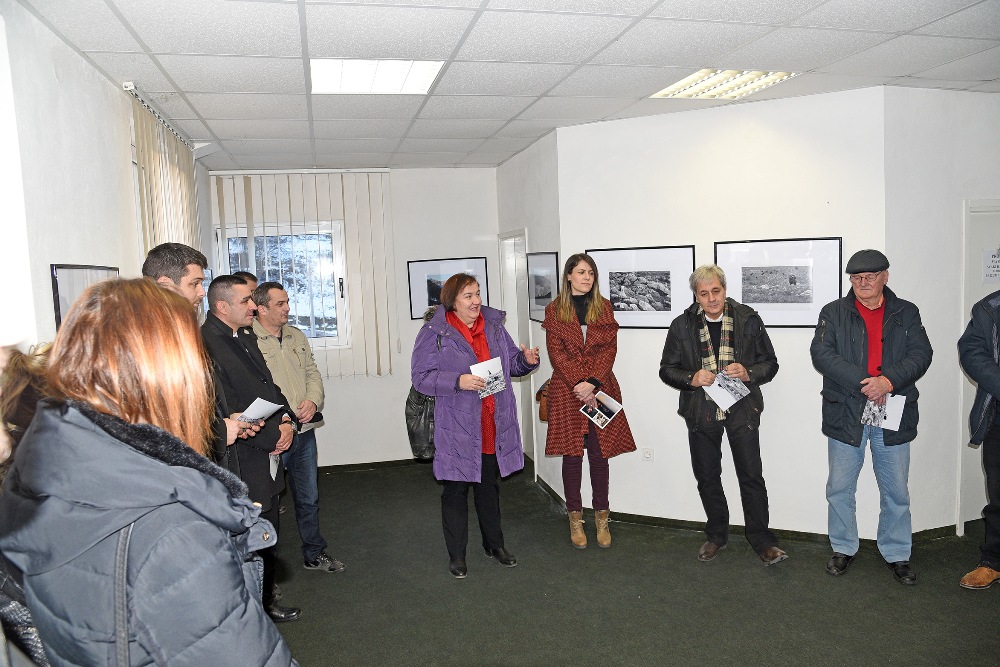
498;229;534;466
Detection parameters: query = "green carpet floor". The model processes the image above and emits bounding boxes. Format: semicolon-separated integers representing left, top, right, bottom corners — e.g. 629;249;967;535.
272;460;1000;666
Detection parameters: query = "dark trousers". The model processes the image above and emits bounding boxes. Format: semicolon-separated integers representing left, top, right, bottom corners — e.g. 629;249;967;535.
441;454;504;560
688;420;777;554
562;425;610;512
259;493;280;607
981;425;1000;569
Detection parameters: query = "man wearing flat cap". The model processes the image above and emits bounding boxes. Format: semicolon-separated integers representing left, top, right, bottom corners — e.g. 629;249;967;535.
810;249;932;585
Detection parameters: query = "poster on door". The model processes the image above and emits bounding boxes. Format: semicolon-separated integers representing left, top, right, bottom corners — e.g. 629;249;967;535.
983;249;1000;284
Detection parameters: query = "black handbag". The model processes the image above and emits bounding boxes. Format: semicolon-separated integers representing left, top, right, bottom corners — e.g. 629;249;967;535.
405;386;435;461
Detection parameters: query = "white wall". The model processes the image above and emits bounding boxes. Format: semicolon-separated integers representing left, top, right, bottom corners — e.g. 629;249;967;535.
2;0;139;344
883;88;1000;530
551;87;888;536
314;168;500;466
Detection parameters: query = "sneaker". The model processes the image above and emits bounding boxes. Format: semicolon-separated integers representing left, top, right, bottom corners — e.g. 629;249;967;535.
304;551;346;572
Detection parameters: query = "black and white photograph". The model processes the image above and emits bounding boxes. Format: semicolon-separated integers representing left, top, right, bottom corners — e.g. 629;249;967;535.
527;252;559;322
715;237;842;327
609;271;671;312
586;245;695;328
741;265;812;303
407;256;489;319
50;264;120;328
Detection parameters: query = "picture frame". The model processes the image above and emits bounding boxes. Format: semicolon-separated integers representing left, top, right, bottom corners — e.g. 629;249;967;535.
407;256;489;320
713;237;843;328
50;264;120;329
585;245;696;328
526;252;559;322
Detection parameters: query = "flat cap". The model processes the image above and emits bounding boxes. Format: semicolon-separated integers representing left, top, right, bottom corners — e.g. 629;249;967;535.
845;249;889;274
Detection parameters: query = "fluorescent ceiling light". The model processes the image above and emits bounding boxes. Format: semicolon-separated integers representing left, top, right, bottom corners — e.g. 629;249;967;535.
311;59;444;94
651;69;798;101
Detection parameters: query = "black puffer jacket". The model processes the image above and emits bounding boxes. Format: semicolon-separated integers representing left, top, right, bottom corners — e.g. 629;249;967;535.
659;299;779;431
810;286;933;446
0;400;296;667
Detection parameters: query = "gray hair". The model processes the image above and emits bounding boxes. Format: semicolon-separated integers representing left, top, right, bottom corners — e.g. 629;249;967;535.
689;264;727;292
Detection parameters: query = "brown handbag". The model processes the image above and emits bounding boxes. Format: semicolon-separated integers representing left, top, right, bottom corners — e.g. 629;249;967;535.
535;378;550;422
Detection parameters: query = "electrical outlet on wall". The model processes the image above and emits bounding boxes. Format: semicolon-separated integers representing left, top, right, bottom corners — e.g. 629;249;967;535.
642;448;654;462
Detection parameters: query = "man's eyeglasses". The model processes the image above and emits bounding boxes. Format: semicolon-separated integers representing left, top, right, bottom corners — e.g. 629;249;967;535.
849;270;884;285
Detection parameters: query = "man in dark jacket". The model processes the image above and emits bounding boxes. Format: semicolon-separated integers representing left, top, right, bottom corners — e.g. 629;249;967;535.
659;265;787;566
957;290;1000;589
810;249;932;585
203;274;302;622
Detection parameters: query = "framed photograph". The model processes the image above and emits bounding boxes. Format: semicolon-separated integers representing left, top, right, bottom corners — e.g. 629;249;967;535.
585;245;695;328
407;256;489;320
526;252;559;322
714;237;842;327
50;264;120;328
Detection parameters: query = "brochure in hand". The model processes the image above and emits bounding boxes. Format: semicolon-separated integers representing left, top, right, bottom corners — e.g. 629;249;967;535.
579;391;623;430
470;357;505;398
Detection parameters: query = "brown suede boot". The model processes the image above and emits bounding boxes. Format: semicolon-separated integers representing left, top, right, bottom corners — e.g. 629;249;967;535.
568;511;587;549
595;510;611;548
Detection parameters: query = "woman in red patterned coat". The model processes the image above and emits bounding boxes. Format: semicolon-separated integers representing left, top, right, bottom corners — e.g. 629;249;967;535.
542;253;636;549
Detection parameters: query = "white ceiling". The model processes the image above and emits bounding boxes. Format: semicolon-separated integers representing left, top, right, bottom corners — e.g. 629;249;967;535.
19;0;1000;169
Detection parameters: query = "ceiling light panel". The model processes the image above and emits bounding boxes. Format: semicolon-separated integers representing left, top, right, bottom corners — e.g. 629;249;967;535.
651;69;799;100
311;59;444;94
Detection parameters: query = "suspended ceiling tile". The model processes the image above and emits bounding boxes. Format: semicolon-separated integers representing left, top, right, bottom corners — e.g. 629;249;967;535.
888;76;983;89
29;0;143;52
86;52;175;92
460;152;516;165
592;18;774;67
188;93;309;119
311;95;425;120
650;0;823;24
603;97;728;119
397;137;485;152
719;27;893;72
113;0;302;56
494;120;562;137
485;0;660;15
549;65;693;97
159;55;307;93
314;138;402;153
143;91;198;119
312;119;413;138
790;0;980;32
306;5;476;59
222;139;315;155
457;10;632;63
304;0;481;6
738;72;892;102
474;136;537;152
419;95;535;119
434;62;575;96
198;153;240;170
313;153;393;169
518;96;636;119
820;35;999;77
206;119;312;140
172;119;214;141
406;119;507;138
914;44;1000;79
389;152;470;166
916;0;1000;38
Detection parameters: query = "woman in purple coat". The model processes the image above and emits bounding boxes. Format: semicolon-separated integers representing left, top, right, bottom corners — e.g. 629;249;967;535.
411;273;539;578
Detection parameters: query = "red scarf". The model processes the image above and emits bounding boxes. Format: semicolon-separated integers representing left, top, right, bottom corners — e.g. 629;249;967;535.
446;310;496;455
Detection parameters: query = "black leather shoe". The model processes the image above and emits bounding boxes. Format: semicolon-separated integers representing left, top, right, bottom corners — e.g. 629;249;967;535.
485;547;517;567
449;558;467;579
887;560;917;585
826;552;856;576
267;603;301;623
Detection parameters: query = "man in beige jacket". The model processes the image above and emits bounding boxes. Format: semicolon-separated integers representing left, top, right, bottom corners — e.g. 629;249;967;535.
253;281;344;573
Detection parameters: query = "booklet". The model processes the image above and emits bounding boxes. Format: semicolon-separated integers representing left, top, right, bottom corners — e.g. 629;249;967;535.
702;373;750;412
238;397;283;422
470;357;505;398
861;394;905;431
579;391;623;430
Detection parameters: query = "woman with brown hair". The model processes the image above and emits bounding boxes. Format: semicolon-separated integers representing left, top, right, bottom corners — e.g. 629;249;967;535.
0;279;295;666
543;253;636;548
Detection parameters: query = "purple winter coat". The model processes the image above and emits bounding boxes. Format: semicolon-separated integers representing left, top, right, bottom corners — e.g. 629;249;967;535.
411;305;538;482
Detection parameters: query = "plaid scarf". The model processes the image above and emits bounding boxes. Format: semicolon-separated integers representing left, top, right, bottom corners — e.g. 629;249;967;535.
698;303;735;421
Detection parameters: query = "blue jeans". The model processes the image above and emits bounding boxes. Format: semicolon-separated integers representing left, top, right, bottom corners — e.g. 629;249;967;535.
280;429;328;562
827;426;911;562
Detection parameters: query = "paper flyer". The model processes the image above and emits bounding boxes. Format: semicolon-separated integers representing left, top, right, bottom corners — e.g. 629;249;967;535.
470;357;505;398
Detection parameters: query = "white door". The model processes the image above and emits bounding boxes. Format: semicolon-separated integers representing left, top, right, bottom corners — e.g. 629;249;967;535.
959;200;1000;533
498;230;534;462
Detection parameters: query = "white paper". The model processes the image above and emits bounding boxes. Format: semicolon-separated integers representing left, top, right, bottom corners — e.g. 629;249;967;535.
861;394;905;431
238;397;283;422
579;391;623;430
984;250;1000;284
470;357;505;398
269;454;279;481
702;373;750;412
